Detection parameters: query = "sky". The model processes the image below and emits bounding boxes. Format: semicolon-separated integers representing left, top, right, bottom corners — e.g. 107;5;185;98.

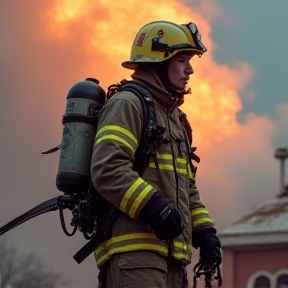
0;1;288;287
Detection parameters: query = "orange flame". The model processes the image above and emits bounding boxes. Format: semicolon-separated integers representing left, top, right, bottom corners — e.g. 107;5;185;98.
48;0;254;149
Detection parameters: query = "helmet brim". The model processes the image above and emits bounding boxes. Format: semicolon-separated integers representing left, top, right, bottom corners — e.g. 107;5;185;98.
122;47;203;70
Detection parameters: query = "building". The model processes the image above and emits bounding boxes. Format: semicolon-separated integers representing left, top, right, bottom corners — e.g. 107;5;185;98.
218;148;288;288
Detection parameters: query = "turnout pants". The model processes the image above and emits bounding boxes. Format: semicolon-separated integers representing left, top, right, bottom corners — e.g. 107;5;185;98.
99;250;188;288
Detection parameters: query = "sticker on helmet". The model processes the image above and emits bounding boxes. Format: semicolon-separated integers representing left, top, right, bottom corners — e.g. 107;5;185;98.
151;29;169;52
136;33;146;47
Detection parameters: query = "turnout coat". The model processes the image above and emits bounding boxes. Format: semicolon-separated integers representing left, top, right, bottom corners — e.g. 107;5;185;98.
91;66;214;268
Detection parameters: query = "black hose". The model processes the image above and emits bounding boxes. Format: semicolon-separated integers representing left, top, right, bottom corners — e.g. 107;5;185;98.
0;197;59;236
59;206;77;236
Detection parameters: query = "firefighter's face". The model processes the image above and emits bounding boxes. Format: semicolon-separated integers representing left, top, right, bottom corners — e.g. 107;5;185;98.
167;52;194;91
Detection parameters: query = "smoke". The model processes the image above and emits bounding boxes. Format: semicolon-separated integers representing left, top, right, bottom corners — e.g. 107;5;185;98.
49;0;257;149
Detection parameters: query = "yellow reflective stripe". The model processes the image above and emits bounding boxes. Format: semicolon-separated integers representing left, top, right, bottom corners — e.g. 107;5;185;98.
157;164;174;171
129;184;154;219
191;208;209;217
188;166;194;179
96;243;168;266
173;242;193;260
94;233;193;265
95;233;159;255
156;153;187;164
95;125;138;153
120;178;144;212
156;153;173;160
95;135;135;153
176;168;188;174
148;153;188;175
174;241;192;251
173;252;191;261
148;163;188;175
95;234;193;265
193;218;213;227
177;158;187;164
97;125;138;146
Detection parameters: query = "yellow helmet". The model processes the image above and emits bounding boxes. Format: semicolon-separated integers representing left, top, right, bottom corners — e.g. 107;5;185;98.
122;21;207;70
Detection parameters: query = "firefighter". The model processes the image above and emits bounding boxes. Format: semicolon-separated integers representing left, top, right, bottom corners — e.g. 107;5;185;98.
91;20;221;288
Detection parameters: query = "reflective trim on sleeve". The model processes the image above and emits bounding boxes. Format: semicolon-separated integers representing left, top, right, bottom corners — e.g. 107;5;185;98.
129;184;154;218
120;178;144;212
193;218;213;227
95;135;135;153
191;208;213;227
191;208;209;217
120;178;154;218
97;125;138;145
95;125;138;153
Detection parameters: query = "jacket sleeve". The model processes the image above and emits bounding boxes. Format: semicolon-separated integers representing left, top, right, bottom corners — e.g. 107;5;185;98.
189;181;214;233
188;152;214;233
91;91;157;220
180;109;215;233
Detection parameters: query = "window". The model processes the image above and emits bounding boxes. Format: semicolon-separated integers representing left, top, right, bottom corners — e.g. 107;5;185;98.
277;274;288;288
254;275;271;288
248;270;288;288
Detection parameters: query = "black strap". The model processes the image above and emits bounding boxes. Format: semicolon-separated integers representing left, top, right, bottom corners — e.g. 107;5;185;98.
73;197;122;263
98;260;109;288
73;232;103;264
120;83;157;176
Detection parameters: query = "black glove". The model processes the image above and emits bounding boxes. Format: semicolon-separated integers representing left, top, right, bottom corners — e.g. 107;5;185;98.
139;192;182;240
193;228;222;268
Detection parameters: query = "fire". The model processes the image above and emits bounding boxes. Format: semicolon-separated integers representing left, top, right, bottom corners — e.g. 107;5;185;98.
48;0;254;149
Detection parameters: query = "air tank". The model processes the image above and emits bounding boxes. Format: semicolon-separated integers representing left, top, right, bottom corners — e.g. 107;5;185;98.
56;78;106;194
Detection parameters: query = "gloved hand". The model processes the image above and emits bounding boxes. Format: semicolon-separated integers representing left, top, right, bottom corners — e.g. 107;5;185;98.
193;228;222;268
139;192;182;240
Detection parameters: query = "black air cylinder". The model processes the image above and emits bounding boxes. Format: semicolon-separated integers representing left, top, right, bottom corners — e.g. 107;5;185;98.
56;78;106;194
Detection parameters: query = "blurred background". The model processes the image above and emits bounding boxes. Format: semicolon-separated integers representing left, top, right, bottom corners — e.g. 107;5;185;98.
0;0;287;287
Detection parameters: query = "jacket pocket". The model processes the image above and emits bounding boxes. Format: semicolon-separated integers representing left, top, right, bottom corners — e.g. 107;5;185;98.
117;251;167;288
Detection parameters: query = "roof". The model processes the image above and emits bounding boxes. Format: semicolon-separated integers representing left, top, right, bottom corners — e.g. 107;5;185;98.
218;196;288;247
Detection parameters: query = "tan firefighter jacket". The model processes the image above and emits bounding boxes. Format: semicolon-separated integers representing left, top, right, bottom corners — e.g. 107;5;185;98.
91;66;214;268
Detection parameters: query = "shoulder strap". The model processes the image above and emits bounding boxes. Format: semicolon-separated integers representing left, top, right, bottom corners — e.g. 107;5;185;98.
119;82;157;176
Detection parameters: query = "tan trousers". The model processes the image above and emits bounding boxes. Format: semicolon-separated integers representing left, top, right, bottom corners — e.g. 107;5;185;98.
105;251;188;288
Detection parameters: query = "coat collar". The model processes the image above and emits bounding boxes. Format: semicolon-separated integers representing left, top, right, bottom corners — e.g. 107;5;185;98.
131;67;184;111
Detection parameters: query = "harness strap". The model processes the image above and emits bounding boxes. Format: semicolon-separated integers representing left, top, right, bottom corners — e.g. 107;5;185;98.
120;83;157;176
